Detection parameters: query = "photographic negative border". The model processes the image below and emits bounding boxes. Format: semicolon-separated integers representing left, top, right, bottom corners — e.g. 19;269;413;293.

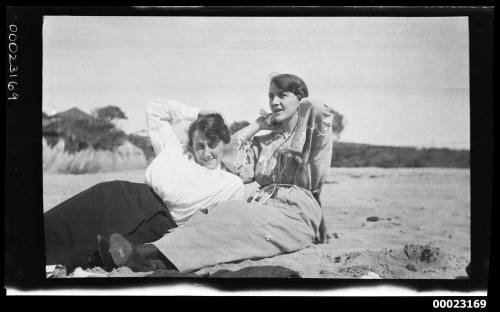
5;6;493;295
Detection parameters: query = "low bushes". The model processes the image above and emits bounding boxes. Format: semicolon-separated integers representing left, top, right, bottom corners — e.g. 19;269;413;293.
43;138;148;174
331;142;469;168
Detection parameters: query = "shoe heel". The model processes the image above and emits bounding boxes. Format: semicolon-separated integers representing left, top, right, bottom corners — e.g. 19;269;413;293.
109;233;133;267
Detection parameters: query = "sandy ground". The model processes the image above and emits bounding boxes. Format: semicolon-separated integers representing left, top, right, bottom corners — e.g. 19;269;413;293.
44;167;470;279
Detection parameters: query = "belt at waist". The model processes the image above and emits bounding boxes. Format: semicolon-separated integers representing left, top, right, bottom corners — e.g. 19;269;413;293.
250;183;318;206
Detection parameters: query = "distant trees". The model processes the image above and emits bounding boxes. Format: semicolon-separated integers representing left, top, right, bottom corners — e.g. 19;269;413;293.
331;142;469;168
229;121;250;134
127;133;156;164
92;106;128;122
42;106;128;154
331;109;344;138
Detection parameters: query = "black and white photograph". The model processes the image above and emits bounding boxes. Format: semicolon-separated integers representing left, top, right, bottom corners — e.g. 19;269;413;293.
5;6;493;298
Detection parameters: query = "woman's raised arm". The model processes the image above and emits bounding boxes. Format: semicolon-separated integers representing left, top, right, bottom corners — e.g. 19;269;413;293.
146;99;200;155
221;116;270;183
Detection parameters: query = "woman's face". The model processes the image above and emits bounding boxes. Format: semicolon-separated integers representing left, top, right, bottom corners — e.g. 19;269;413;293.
268;82;300;123
191;130;225;170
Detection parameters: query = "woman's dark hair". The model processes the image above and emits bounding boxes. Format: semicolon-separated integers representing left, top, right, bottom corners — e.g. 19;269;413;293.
187;113;231;151
270;73;309;100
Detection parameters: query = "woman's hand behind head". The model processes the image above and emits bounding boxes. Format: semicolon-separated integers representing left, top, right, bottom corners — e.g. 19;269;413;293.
257;110;281;131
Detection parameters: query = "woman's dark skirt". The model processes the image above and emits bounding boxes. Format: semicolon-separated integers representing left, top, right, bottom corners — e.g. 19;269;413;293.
44;180;177;269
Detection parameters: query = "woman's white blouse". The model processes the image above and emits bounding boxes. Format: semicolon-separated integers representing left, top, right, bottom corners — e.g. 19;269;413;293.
145;99;244;226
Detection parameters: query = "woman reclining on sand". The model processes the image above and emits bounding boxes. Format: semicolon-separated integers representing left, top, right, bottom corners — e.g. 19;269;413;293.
97;73;336;273
44;99;244;270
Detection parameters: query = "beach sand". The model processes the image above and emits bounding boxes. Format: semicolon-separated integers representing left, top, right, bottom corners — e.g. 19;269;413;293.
44;167;470;279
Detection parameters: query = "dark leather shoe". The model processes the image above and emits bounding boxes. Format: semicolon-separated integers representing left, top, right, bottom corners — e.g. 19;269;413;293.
109;233;154;272
97;234;117;272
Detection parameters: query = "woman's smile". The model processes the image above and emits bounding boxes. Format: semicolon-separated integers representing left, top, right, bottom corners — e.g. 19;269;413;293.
202;156;216;163
271;106;284;113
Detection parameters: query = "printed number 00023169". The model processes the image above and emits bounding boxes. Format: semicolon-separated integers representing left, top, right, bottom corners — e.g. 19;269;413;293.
432;299;486;309
8;24;19;101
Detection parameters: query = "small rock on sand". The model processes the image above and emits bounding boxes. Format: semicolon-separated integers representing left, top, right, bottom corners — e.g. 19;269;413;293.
366;216;380;222
403;244;440;263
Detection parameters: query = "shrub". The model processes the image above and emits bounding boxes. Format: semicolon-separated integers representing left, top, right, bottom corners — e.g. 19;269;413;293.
127;134;155;164
92;105;128;122
43;138;148;174
331;109;344;138
229;121;250;134
43;107;128;154
331;142;469;168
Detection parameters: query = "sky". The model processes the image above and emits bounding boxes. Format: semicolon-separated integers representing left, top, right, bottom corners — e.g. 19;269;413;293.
43;16;470;149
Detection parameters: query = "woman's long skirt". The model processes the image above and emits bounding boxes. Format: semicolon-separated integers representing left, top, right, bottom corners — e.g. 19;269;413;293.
44;180;177;269
151;185;322;273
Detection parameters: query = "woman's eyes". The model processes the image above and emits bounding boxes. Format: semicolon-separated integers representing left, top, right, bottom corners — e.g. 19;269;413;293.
195;143;218;150
269;93;288;99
